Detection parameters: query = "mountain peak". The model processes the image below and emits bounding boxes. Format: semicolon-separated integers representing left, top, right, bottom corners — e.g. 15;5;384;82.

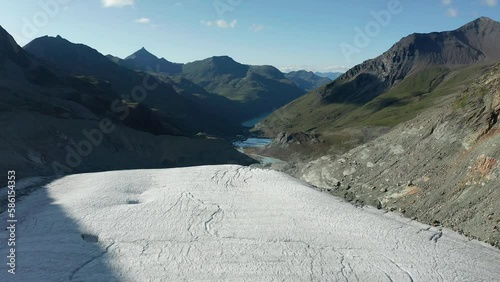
120;47;182;74
475;16;494;23
209;55;235;62
209;56;244;68
125;47;158;60
458;16;500;31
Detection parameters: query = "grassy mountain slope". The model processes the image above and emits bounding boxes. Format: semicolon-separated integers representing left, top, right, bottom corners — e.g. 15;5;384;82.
258;17;500;137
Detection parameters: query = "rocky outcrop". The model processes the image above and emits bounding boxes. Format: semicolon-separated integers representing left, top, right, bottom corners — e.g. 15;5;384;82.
299;63;500;247
274;132;321;148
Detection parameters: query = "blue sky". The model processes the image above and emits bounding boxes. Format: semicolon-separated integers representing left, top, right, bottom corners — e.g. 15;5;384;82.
1;0;499;72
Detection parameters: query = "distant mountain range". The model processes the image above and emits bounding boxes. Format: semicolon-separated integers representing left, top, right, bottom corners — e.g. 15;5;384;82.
314;72;343;80
23;35;238;136
104;49;306;120
181;56;305;115
285;70;331;92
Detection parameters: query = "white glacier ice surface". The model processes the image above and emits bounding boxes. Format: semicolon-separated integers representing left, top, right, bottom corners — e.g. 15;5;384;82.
1;165;499;281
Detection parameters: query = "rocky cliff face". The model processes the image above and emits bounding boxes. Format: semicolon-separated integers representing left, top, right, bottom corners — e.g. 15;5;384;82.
299;63;500;247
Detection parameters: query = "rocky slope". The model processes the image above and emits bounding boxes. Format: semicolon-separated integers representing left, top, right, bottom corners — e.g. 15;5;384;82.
297;62;500;247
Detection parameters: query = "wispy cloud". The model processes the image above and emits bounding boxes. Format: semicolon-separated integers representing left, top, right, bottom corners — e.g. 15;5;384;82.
134;18;151;24
482;0;498;6
442;0;452;5
201;19;238;29
445;7;459;17
102;0;134;8
250;24;265;32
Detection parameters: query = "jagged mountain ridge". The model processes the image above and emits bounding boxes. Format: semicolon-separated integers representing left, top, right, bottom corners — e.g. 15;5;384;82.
320;16;500;104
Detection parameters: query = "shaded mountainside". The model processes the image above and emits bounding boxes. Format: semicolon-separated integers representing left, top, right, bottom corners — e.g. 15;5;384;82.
297;62;500;247
285;70;331;92
258;17;500;136
23;36;240;136
0;26;254;179
157;75;251;122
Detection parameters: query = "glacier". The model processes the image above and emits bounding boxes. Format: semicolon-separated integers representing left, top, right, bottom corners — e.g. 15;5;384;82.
1;165;499;281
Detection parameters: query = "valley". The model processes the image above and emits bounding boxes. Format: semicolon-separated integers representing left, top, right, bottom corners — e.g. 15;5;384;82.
1;3;500;280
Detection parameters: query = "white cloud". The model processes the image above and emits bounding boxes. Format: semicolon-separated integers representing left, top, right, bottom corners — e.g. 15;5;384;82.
445;7;459;17
134;18;151;24
250;24;265;32
483;0;498;6
102;0;134;8
442;0;452;5
201;19;238;29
